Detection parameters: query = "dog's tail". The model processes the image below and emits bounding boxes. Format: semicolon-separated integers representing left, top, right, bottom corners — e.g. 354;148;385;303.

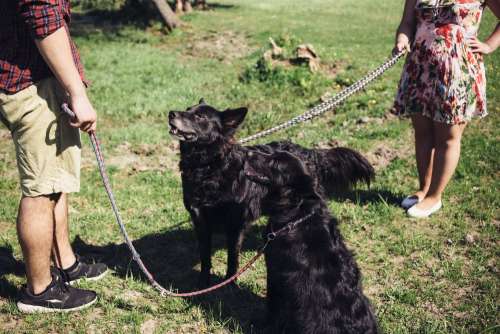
316;147;375;196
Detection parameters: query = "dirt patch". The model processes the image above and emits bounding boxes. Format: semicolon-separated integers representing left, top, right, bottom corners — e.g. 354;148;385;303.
422;301;443;317
260;38;342;79
316;139;347;149
366;142;413;171
104;141;181;176
183;31;255;63
1;317;22;331
140;319;158;334
165;323;221;334
119;290;143;302
366;145;397;170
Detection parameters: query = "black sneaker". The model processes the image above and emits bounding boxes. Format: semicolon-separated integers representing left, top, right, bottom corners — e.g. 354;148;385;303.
62;255;108;284
17;269;97;314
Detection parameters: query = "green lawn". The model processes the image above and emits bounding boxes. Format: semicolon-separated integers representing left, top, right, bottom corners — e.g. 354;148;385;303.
1;1;499;333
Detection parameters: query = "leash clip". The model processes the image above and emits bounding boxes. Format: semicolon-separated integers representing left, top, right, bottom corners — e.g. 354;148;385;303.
267;232;277;241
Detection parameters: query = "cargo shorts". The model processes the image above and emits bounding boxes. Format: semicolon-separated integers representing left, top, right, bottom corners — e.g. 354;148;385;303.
0;77;81;197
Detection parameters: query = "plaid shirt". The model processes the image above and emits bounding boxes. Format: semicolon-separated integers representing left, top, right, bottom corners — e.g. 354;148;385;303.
0;0;85;94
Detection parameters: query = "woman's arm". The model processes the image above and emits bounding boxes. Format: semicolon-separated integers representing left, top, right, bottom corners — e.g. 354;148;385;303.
469;0;500;54
394;0;418;54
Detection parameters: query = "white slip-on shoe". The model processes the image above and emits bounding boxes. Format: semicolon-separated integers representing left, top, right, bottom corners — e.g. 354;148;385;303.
401;195;421;210
407;200;442;218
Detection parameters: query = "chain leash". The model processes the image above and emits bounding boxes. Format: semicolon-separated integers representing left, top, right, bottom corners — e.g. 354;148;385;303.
238;50;405;145
59;50;405;298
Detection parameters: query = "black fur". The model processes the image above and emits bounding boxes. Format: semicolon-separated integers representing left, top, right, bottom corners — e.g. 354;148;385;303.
168;101;374;287
244;150;378;334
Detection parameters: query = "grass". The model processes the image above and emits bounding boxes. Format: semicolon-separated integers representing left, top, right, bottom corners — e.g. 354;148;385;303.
1;0;499;333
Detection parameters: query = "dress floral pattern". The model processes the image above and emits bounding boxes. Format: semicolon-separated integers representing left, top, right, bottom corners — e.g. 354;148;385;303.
394;0;487;124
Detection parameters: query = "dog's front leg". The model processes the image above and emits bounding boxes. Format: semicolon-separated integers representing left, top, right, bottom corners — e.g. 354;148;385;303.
225;228;245;280
191;207;212;288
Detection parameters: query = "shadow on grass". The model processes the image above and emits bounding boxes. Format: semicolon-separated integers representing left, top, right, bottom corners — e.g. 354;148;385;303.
0;221;266;331
0;245;25;300
332;188;403;207
73;222;267;333
0;188;397;329
70;2;237;39
199;2;236;10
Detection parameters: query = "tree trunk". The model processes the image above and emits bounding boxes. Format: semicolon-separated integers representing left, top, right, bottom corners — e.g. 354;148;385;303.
151;0;181;30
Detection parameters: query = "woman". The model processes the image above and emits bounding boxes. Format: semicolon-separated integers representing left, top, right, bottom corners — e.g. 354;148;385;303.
393;0;500;218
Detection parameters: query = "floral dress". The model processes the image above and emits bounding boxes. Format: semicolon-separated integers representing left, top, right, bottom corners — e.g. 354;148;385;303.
394;0;487;124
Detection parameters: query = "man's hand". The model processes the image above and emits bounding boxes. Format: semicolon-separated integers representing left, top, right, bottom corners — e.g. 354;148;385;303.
69;93;97;133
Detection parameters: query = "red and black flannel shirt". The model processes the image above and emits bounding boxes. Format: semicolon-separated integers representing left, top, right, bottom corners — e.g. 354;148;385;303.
0;0;85;94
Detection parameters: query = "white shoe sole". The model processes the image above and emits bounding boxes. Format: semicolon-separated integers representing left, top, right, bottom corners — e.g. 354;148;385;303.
407;201;442;218
17;296;97;314
69;268;109;285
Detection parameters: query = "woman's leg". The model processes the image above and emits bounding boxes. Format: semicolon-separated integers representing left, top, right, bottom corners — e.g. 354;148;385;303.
414;121;467;209
411;114;435;199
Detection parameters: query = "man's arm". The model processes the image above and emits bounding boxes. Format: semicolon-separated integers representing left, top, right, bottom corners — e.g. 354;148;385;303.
35;28;97;132
18;0;96;132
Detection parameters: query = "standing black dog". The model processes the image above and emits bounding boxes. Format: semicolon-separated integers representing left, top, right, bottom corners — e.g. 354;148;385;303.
244;150;378;334
168;100;374;287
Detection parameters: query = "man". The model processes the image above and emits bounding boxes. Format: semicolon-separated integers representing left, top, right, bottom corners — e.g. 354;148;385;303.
0;0;108;313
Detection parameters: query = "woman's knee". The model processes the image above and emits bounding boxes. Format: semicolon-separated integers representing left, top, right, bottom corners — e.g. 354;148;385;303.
433;122;466;149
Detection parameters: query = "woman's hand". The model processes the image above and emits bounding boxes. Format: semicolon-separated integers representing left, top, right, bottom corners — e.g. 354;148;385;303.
468;37;494;55
393;33;412;55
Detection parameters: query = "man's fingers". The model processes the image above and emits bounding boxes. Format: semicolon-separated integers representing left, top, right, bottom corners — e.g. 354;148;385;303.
69;120;82;128
82;121;92;133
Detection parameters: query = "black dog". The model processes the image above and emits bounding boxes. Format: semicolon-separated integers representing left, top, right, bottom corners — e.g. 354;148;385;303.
244;150;378;334
168;100;374;287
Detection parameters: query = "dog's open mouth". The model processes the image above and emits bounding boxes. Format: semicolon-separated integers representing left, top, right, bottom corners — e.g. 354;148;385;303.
244;162;270;184
169;123;197;141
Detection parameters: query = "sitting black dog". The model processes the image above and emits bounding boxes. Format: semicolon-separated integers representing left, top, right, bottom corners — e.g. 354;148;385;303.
168;100;374;287
244;150;378;334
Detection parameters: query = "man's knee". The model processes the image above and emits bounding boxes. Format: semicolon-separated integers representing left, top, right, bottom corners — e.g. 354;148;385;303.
19;193;62;210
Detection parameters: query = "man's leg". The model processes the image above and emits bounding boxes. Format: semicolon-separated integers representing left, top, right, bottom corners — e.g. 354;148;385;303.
52;193;77;270
17;195;57;295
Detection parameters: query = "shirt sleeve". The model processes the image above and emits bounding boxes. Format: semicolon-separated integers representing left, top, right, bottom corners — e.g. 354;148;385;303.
18;0;64;39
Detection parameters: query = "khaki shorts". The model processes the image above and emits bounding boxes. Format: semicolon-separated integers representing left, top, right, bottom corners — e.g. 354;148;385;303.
0;77;81;197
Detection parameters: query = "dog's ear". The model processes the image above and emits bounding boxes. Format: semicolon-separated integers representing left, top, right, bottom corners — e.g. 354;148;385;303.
221;107;248;136
199;98;206;105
